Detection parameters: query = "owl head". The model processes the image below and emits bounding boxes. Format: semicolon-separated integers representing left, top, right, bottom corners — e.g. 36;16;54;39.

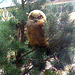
28;10;46;23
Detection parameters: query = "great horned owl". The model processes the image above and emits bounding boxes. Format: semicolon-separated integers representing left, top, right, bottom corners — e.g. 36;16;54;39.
27;10;48;47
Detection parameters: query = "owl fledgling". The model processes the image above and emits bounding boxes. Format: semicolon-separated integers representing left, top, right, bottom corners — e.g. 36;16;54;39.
27;10;49;47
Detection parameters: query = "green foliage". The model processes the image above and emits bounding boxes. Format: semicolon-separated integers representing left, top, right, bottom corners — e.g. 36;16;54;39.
0;18;27;74
44;69;56;75
0;22;11;53
4;62;21;75
0;15;2;20
32;48;46;71
9;18;18;30
69;69;75;75
62;3;74;13
46;13;58;36
30;68;40;75
44;3;74;64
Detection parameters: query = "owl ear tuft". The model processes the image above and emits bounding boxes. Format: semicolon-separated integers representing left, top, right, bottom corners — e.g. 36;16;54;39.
26;13;29;16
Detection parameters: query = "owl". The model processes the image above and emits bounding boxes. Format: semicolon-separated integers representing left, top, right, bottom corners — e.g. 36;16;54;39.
27;10;49;47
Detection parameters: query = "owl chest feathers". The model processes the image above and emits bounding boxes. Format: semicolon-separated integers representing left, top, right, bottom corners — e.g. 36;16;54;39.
27;21;46;46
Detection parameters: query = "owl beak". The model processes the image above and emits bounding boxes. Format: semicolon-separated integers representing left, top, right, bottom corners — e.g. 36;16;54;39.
34;19;38;23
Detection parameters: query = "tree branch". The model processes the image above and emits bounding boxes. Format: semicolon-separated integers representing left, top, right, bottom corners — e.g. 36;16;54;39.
19;48;36;61
22;67;33;75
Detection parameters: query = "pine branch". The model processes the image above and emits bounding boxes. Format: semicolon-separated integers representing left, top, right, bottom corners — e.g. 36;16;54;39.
42;24;63;44
19;48;36;61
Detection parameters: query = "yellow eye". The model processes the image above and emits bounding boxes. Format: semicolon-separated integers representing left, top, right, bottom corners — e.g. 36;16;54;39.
29;15;35;20
38;15;43;19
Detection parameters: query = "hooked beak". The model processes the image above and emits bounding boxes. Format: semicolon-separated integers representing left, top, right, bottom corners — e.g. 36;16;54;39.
34;19;38;23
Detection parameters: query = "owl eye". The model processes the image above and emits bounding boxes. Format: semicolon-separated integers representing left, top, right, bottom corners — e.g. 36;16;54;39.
38;15;43;19
29;15;34;20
